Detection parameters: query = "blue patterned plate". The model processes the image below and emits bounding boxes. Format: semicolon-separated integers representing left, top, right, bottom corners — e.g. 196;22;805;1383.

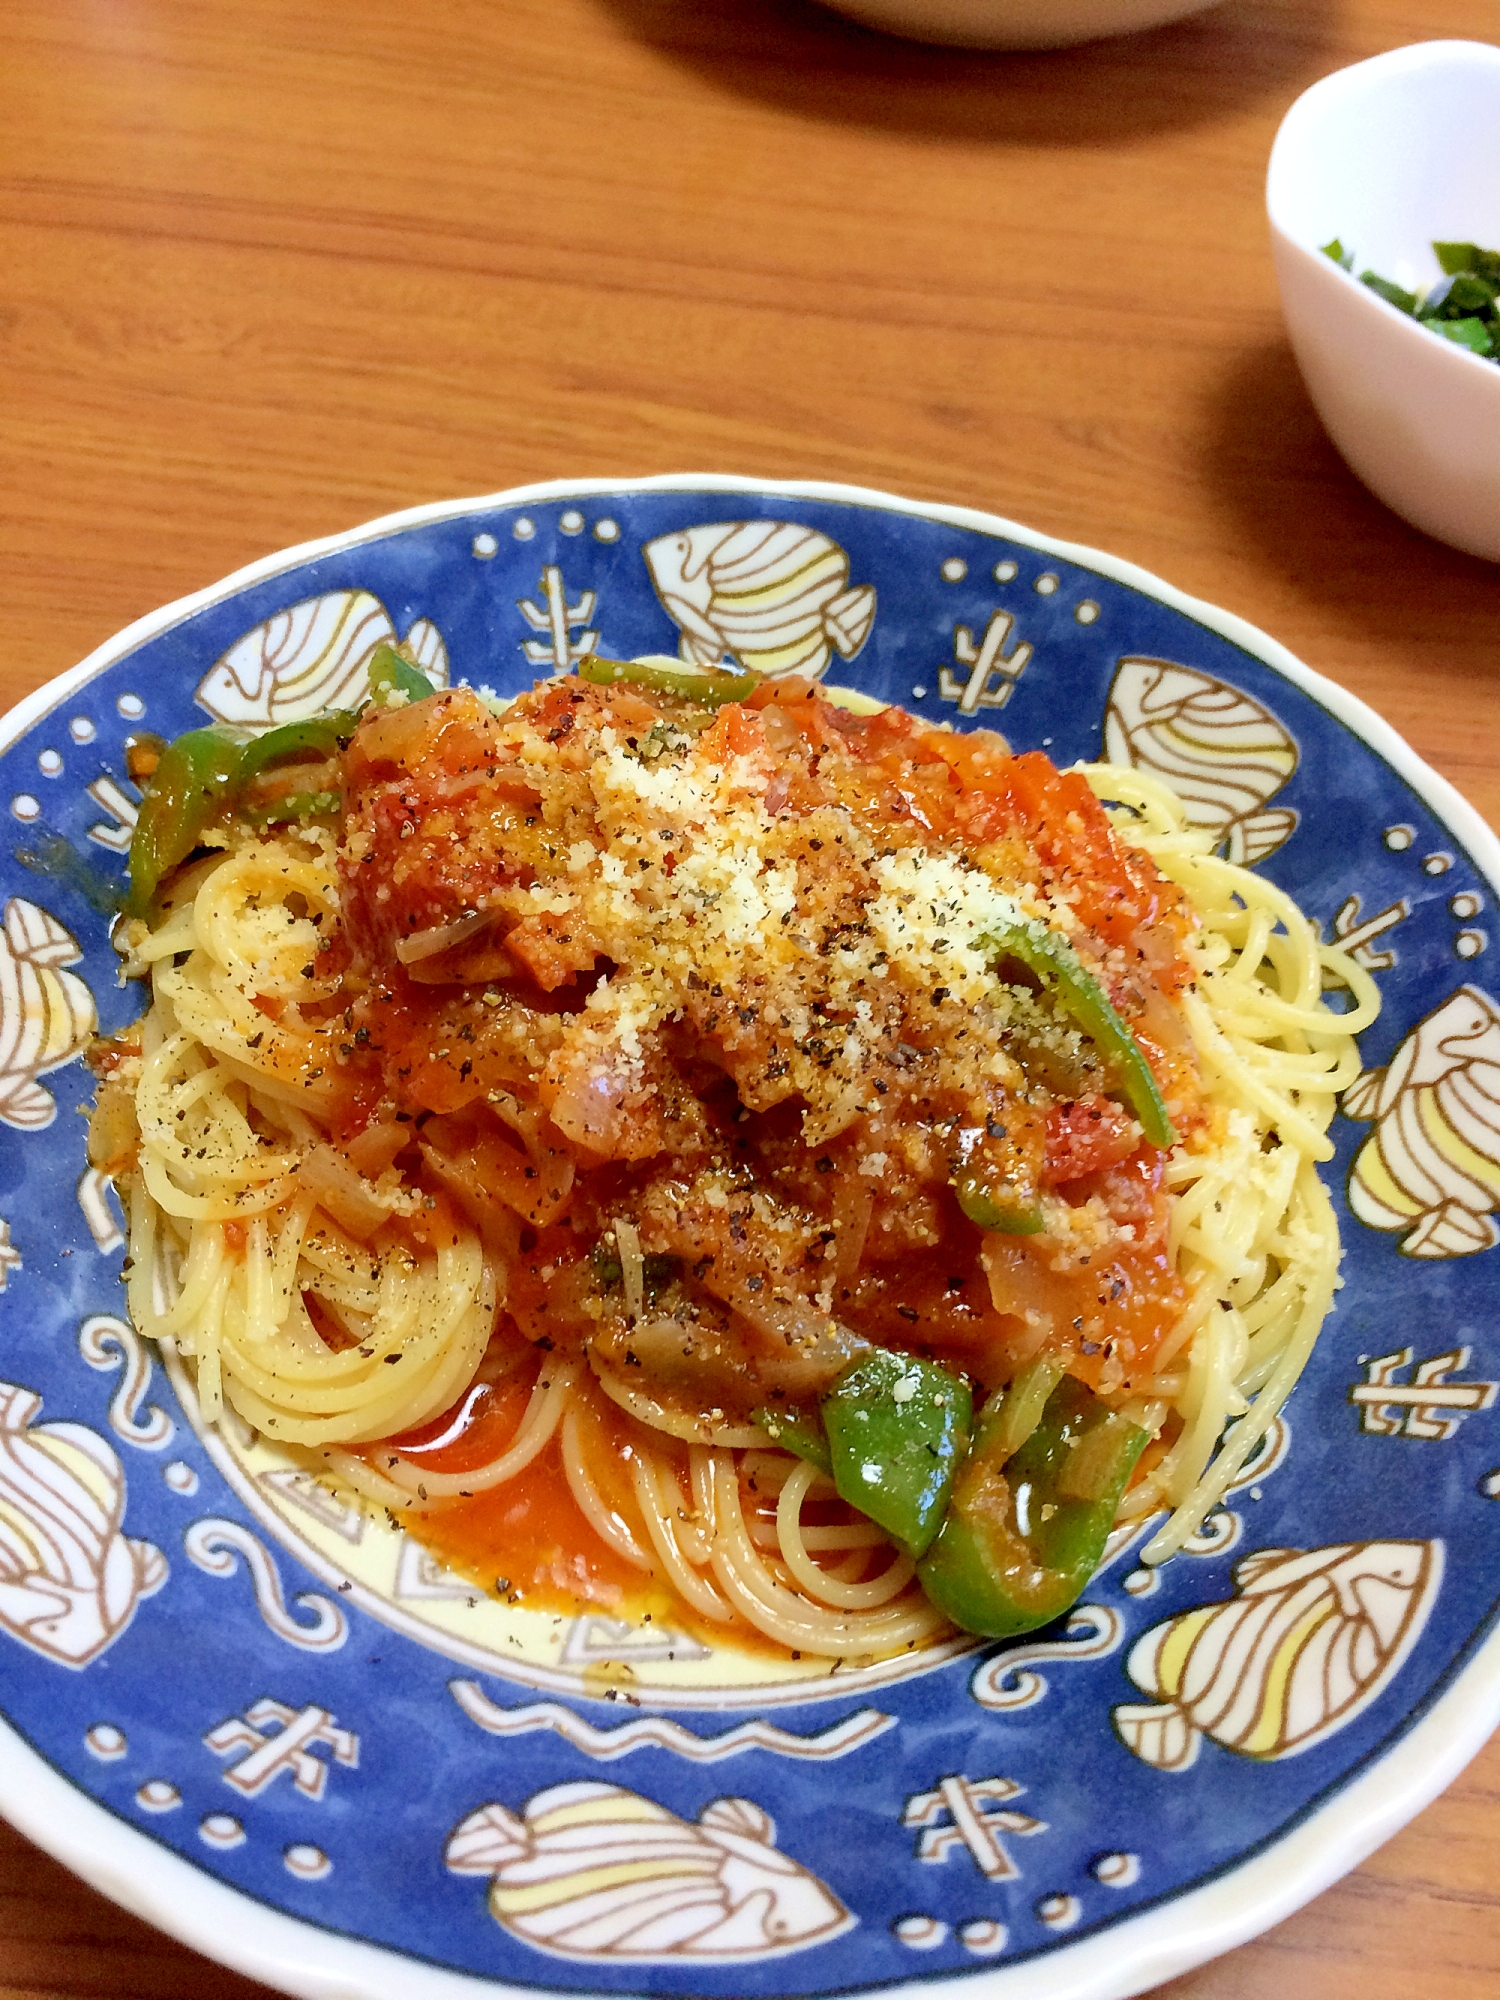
1;476;1497;2000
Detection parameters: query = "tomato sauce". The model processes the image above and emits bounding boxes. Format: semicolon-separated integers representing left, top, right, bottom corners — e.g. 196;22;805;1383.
377;1365;647;1613
309;670;1207;1605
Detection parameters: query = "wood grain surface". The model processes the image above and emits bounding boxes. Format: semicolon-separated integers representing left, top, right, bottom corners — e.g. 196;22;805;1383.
1;0;1498;1995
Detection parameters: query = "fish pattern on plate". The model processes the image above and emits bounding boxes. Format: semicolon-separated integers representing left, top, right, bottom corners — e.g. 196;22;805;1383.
643;523;876;681
194;588;449;726
0;897;96;1130
445;1781;854;1961
1113;1540;1443;1771
1345;985;1500;1258
1102;657;1299;864
0;1381;165;1667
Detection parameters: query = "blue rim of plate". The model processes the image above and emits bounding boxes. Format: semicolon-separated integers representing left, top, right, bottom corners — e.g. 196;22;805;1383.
0;474;1497;2000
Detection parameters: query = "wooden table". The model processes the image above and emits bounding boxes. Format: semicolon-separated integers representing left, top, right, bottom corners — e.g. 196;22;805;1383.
2;0;1498;1994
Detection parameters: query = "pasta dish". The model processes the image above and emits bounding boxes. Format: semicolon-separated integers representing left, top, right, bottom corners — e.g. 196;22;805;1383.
88;645;1375;1660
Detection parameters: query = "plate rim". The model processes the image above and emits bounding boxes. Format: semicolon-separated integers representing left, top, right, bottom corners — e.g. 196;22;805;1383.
2;469;1498;2000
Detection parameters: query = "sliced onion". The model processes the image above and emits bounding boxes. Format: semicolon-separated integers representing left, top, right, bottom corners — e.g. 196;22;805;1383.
588;1342;769;1448
394;911;492;964
488;1090;576;1210
830;1171;874;1288
549;1066;628;1150
87;1075;139;1176
418;1140;529;1257
711;1277;868;1372
343;1121;410;1176
297;1144;394;1242
735;1301;871;1401
612;1217;646;1320
348;699;433;770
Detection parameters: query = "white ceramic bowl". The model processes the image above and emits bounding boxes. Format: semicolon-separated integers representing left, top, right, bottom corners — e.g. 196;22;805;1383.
815;0;1223;50
1267;40;1500;562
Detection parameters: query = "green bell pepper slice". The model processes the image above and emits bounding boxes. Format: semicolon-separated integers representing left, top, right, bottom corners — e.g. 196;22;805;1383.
126;726;245;916
821;1350;971;1559
752;1403;832;1476
579;652;760;708
980;920;1176;1149
917;1370;1147;1638
974;1356;1064;1463
127;712;361;913
368;642;435;708
233;713;361;790
953;1174;1045;1235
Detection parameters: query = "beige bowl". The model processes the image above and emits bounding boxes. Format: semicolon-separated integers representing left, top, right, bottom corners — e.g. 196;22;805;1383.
817;0;1225;48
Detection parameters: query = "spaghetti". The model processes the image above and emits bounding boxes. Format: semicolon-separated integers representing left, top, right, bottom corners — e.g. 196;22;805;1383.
89;655;1375;1658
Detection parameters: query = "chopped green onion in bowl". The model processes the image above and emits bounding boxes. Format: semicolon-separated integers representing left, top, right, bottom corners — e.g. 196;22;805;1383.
1321;235;1500;361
